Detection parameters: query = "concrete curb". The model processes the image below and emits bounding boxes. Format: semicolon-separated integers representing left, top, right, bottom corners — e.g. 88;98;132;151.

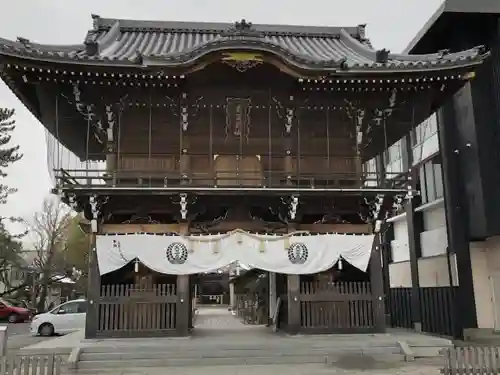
396;341;415;362
67;346;82;369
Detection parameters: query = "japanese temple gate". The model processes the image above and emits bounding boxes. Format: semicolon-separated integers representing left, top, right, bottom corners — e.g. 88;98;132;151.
0;13;488;339
92;229;382;337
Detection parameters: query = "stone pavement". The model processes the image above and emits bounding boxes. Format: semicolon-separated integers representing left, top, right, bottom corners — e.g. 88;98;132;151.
20;308;449;373
193;306;263;336
1;322;51;354
19;307;453;353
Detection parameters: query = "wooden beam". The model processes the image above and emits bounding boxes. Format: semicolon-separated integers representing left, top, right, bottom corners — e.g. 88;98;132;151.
101;224;182;233
190;220;374;233
297;224;372;233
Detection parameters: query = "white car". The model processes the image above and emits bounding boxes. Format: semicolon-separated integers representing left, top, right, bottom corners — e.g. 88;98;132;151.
30;299;87;336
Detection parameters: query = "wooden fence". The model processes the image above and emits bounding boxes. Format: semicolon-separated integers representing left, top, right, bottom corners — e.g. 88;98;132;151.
388;286;456;337
98;283;177;337
441;347;500;374
299;281;374;333
0;354;62;375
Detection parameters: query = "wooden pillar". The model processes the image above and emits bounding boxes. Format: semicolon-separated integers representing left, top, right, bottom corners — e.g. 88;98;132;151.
268;272;277;324
85;230;100;339
370;234;386;332
382;225;394;326
178;96;190;332
176;275;190;335
401;135;412;172
282;95;295;185
403;133;424;332
229;282;235;309
375;154;386;187
405;196;423;332
284;138;293;185
437;101;478;339
106;153;116;172
285;225;301;333
355;156;362;186
188;277;194;329
286;274;300;334
176;224;190;336
180;139;190;185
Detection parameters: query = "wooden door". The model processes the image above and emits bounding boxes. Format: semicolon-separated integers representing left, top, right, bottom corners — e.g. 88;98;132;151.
213;155;262;186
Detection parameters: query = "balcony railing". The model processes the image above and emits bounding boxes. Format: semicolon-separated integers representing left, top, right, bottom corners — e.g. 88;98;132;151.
54;168;409;190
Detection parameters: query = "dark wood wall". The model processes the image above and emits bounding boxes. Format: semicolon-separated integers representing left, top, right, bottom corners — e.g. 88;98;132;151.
114;63;357;177
435;18;500;239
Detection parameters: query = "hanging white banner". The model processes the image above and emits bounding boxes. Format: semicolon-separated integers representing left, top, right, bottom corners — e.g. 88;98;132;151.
96;230;374;276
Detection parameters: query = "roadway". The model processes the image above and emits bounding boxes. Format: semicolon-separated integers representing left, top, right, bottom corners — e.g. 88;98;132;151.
1;322;50;353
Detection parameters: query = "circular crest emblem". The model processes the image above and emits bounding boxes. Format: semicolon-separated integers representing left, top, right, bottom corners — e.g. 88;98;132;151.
166;242;189;264
287;242;308;264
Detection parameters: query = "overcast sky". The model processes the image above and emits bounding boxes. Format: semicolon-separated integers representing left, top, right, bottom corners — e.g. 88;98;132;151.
0;0;442;229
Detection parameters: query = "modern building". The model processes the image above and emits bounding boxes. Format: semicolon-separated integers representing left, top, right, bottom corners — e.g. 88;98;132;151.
381;0;500;339
385;113;448;285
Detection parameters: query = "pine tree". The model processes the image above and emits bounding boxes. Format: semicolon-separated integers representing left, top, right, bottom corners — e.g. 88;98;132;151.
0;108;24;297
0;221;23;290
0;108;22;208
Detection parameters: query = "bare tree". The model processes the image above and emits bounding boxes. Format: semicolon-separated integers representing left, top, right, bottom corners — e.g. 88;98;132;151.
28;198;72;311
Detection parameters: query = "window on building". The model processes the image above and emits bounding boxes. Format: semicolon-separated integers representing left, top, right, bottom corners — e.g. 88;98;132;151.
433;156;444;199
411;114;438;147
383;140;403;166
411;125;420;147
419;166;427;203
417;154;444;204
383;150;389;165
424;161;436;202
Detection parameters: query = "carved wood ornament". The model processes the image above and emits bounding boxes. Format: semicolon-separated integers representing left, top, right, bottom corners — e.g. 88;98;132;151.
225;97;252;141
221;52;263;73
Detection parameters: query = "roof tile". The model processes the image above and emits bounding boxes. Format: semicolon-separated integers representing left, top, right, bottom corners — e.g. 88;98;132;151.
0;15;488;72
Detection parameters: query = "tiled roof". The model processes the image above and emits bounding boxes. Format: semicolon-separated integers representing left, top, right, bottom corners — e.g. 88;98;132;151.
0;15;488;72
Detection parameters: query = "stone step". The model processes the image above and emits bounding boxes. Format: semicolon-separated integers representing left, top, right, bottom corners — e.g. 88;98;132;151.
77;340;401;354
76;355;332;369
79;346;400;362
72;364;326;375
74;345;411;370
411;345;452;357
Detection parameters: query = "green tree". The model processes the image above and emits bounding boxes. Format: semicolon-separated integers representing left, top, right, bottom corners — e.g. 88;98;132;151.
0;108;22;218
0;222;22;290
62;216;90;293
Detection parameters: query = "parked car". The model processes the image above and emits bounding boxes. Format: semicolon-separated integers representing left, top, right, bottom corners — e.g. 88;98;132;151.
0;298;32;323
30;299;87;336
3;298;37;315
